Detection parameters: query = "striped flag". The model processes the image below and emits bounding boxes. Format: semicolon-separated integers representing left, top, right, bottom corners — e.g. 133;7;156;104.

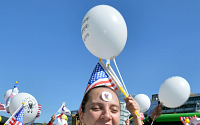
7;106;24;125
84;62;121;95
36;104;42;118
180;116;198;125
0;103;6;111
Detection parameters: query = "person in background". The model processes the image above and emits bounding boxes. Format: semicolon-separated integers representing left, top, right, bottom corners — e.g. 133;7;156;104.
143;103;163;125
47;114;56;125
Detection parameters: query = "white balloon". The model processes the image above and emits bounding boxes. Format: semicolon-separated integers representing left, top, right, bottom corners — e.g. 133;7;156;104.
134;94;151;113
81;5;127;59
56;119;68;125
159;76;190;108
9;93;38;123
4;89;12;102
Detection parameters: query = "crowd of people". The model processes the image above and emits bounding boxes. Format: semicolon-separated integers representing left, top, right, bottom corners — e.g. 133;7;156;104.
47;85;162;125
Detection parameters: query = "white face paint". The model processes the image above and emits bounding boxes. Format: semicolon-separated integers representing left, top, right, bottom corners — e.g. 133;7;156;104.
102;91;112;102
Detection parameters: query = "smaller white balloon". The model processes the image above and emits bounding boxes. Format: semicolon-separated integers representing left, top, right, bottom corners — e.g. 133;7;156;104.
4;89;12;102
134;94;151;113
9;93;38;123
158;76;190;108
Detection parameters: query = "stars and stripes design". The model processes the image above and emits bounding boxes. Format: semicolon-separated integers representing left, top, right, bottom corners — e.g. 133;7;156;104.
78;62;121;112
180;116;198;125
7;106;24;125
84;62;120;95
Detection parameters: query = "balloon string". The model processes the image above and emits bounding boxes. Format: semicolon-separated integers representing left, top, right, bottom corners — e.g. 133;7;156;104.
113;58;128;95
151;115;156;125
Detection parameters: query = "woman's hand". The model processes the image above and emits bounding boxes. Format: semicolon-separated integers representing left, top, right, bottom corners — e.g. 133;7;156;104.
124;95;140;117
124;95;142;125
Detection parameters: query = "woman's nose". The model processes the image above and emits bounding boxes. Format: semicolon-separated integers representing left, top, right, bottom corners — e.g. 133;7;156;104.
101;108;112;120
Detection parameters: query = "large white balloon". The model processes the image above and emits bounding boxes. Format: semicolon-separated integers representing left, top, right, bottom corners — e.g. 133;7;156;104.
4;89;12;102
134;94;151;113
159;76;190;108
9;93;38;123
81;5;127;59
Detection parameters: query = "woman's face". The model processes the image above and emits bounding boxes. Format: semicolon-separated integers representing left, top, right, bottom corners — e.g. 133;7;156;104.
80;87;120;125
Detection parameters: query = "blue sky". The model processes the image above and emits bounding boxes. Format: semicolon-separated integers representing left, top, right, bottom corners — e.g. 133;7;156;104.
1;0;200;123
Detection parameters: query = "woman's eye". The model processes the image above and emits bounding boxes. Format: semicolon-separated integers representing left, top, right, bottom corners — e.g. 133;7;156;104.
91;107;101;111
111;110;118;113
111;108;119;113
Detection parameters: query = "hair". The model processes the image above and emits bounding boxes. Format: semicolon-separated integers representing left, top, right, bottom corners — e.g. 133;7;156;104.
81;85;119;113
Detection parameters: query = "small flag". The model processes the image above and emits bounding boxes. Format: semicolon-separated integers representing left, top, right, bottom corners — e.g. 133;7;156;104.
7;106;24;125
57;102;71;116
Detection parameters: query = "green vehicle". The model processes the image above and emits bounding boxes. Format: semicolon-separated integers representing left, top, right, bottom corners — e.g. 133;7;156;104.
143;112;200;125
